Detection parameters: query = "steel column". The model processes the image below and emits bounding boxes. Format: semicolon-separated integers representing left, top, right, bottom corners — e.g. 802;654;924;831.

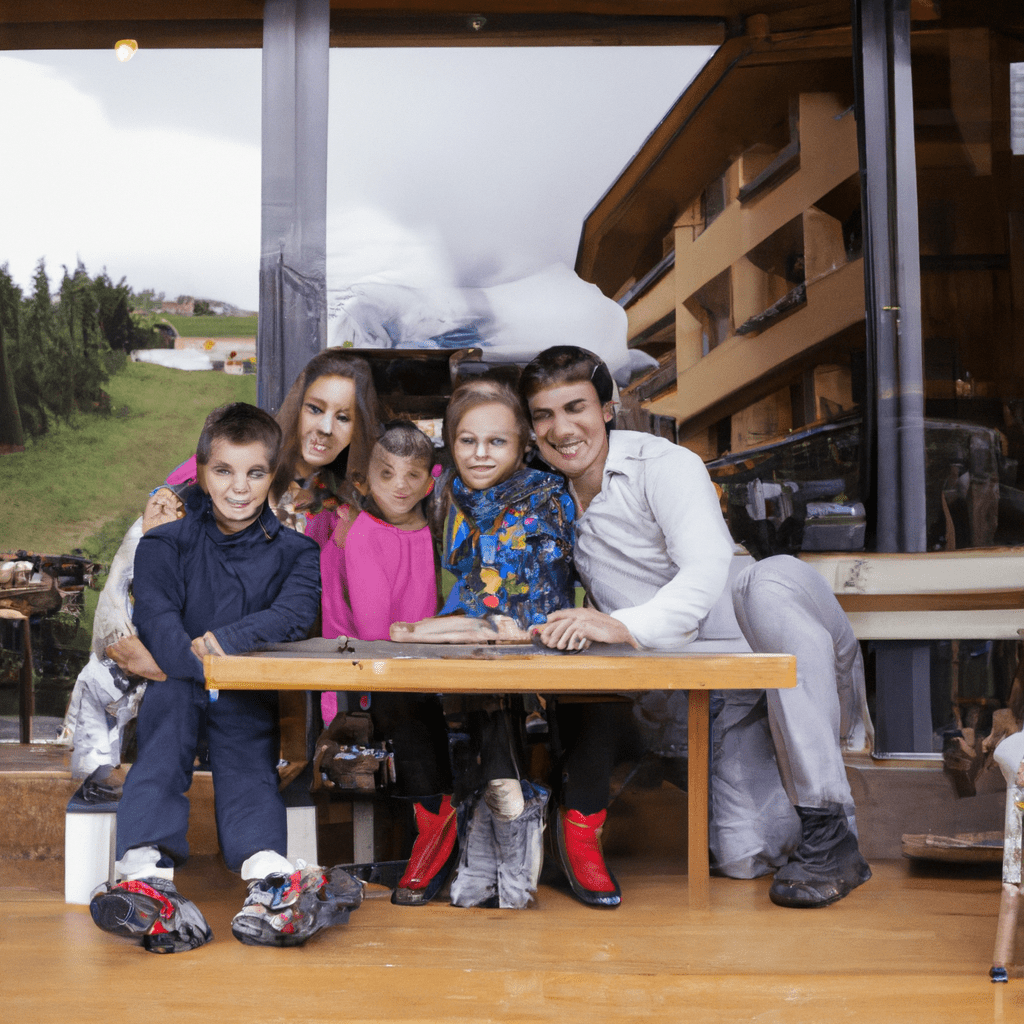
853;0;931;753
258;0;329;415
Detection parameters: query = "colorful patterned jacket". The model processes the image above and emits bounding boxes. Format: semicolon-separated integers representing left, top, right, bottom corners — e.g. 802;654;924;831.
440;467;576;629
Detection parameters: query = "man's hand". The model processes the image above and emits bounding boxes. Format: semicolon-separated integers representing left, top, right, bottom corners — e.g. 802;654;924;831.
143;488;184;534
532;608;639;651
105;636;167;681
190;631;226;662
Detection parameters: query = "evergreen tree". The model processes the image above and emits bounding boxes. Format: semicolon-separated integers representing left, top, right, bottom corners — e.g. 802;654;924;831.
0;258;158;438
0;265;25;447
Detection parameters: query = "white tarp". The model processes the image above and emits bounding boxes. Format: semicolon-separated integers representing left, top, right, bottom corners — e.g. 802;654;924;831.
327;263;654;385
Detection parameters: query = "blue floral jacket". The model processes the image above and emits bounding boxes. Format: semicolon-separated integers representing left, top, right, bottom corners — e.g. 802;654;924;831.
440;468;576;629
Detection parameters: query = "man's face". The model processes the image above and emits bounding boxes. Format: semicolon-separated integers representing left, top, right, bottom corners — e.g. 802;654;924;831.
526;380;613;482
206;438;274;534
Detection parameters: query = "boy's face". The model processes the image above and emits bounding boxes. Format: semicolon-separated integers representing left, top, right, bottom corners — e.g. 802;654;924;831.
452;402;523;491
366;446;433;527
206;438;274;534
526;380;613;483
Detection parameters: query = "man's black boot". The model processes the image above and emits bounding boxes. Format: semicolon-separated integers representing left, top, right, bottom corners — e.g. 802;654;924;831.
769;803;871;908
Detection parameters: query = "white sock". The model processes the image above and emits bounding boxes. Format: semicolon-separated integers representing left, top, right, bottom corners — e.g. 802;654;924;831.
115;845;174;881
485;778;525;822
240;849;295;881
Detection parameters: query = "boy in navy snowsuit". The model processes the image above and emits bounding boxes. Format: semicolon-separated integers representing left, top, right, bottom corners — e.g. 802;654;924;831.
90;403;360;952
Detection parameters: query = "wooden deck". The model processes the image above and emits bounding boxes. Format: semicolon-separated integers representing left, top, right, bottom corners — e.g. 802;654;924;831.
2;739;1019;1020
1;854;1018;1023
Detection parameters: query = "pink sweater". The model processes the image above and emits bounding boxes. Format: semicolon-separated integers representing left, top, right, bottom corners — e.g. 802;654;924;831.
307;506;438;723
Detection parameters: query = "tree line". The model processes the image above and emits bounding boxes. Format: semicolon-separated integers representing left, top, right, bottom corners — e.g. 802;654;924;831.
0;259;161;445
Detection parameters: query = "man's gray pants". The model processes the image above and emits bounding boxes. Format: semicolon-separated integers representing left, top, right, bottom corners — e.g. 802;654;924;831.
633;554;872;879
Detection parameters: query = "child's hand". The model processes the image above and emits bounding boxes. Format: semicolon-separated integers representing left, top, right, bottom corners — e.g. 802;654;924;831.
532;608;640;651
143;487;184;534
332;505;359;547
190;631;226;662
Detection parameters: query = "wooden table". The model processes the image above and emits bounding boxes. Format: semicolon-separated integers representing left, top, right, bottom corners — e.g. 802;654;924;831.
205;636;796;909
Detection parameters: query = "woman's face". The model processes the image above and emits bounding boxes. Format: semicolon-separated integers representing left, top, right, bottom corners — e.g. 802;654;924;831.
452;402;523;491
296;374;356;474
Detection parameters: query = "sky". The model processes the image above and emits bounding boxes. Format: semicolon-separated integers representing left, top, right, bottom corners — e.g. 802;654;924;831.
1;45;715;312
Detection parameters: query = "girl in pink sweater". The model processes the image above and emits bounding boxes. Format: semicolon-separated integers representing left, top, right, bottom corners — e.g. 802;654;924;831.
314;421;457;908
313;420;439;710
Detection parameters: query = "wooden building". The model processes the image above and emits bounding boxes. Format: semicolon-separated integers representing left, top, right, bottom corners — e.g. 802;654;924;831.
574;4;1024;757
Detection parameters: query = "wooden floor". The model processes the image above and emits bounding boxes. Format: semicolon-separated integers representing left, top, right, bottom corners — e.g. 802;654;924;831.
2;855;1021;1023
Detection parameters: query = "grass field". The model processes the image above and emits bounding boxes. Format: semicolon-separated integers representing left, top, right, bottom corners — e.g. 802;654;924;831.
0;362;256;561
159;313;258;338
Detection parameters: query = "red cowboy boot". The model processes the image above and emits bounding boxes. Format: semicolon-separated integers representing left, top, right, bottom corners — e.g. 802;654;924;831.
392;794;459;906
555;807;621;908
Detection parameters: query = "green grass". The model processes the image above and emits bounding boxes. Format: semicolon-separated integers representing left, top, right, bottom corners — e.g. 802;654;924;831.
0;362;256;561
160;313;258;338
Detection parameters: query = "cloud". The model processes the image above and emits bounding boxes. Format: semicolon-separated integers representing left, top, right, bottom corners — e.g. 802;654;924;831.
0;55;260;307
2;45;716;311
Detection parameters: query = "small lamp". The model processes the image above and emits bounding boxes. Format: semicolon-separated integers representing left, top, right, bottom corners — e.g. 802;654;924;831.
115;39;138;62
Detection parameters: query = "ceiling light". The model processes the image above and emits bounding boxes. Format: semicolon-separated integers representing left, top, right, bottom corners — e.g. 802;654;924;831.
115;39;138;62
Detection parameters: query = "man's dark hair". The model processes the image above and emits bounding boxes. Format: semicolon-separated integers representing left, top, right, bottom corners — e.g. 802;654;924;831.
518;345;615;407
196;403;283;469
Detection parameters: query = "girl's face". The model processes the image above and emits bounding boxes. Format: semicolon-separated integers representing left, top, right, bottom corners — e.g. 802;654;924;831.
366;446;433;528
452;402;523;491
296;374;355;474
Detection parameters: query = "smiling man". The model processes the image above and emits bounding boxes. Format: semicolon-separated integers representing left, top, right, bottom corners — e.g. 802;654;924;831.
520;346;871;912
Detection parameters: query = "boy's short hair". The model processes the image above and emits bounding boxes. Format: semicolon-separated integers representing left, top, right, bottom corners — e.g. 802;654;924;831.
375;419;437;470
196;403;283;468
518;345;615;407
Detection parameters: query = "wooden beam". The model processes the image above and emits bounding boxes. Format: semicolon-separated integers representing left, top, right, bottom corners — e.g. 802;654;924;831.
799;548;1024;596
0;8;727;50
842;609;1024;641
626;269;675;339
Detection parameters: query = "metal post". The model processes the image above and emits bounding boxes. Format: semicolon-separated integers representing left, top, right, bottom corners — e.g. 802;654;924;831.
258;0;330;415
853;0;931;753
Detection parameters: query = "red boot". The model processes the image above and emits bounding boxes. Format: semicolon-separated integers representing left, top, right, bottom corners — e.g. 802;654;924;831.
392;794;459;906
555;807;621;908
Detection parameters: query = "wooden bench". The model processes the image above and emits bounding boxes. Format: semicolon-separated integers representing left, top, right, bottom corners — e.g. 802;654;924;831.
204;636;795;909
800;548;1024;642
800;548;1024;756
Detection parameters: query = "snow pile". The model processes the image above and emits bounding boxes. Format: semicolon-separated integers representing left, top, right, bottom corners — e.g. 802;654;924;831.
328;263;653;386
131;348;214;371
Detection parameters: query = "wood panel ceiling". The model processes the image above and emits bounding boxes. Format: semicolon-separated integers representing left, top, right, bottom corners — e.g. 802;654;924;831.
1;1;860;50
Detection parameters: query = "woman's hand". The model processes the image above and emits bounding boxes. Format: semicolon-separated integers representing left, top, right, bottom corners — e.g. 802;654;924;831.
190;631;226;662
532;608;639;651
143;488;184;534
105;636;167;681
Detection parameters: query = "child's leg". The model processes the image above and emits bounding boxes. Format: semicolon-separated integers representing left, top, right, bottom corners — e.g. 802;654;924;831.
206;688;287;872
371;693;453;797
115;678;203;867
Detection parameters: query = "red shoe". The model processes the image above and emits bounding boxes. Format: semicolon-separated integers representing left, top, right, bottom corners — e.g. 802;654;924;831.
392;794;459;906
555;807;621;908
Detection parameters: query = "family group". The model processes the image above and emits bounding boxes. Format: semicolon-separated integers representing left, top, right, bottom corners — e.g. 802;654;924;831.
74;344;871;953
